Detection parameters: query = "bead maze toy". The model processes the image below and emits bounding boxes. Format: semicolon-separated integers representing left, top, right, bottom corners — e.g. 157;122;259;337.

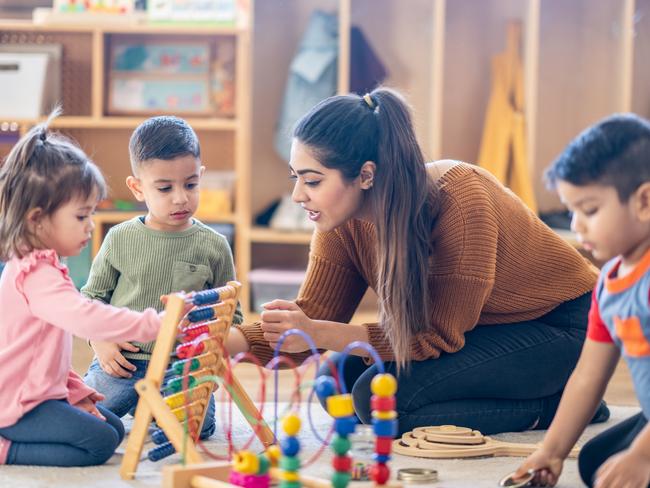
392;425;580;459
120;282;275;480
157;331;402;488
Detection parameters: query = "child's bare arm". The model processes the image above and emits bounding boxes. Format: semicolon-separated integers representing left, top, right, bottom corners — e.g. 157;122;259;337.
514;339;620;486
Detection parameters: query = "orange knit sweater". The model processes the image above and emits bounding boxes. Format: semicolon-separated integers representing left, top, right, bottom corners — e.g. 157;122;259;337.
235;163;598;365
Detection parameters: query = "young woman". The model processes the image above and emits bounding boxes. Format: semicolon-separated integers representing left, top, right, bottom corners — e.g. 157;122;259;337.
226;88;607;435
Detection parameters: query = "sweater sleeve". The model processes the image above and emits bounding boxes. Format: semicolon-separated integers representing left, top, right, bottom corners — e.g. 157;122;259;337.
66;369;97;405
20;256;160;343
80;230;118;303
234;229;368;365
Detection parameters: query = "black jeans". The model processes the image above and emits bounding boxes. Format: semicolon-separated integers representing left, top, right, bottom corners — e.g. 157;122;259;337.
578;412;648;487
317;292;599;435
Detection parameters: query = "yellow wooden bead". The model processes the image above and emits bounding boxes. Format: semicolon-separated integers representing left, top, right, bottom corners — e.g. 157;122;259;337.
371;409;397;420
278;470;300;482
233;451;259;474
266;445;281;466
326;393;355;418
370;374;397;397
282;413;301;436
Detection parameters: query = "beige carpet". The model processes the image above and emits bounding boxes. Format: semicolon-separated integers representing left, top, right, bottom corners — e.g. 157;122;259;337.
0;403;640;488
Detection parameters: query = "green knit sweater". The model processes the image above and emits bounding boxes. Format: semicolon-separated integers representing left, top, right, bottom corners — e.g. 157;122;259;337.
81;217;242;360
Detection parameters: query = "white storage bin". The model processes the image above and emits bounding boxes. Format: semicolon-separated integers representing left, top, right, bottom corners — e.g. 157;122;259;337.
0;50;59;119
248;268;306;313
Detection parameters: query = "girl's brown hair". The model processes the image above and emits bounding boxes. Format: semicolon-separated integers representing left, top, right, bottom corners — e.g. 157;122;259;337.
0;109;107;260
294;88;439;371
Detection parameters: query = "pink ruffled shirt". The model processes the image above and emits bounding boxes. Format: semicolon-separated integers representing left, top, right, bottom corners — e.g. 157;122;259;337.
0;250;161;429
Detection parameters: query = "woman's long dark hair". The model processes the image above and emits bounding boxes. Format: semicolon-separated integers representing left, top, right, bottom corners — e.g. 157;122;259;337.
294;88;439;370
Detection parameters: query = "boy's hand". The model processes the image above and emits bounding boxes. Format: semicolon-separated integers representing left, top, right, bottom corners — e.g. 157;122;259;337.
91;341;139;378
595;449;650;488
513;448;564;486
74;393;106;420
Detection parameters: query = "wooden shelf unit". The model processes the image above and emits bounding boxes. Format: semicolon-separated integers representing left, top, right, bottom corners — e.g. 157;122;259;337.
0;18;255;310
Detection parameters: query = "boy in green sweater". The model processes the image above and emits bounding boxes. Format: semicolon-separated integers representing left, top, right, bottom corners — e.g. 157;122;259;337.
82;116;242;439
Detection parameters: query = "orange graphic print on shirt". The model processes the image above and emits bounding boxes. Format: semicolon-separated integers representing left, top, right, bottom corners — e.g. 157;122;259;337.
615;316;650;357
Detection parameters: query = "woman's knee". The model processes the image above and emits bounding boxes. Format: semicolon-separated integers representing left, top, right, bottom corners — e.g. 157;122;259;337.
350;369;376;424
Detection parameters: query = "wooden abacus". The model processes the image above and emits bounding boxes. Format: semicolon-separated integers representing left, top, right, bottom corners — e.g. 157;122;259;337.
120;282;275;480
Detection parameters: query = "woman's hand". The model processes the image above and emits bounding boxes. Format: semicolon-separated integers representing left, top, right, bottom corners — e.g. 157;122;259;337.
594;449;650;488
74;392;106;420
512;447;564;486
260;300;315;353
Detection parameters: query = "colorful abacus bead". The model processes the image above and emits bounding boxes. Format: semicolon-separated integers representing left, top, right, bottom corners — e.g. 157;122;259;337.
369;463;390;485
314;375;337;401
234;451;260;474
230;452;271;488
369;373;397;485
280;413;301;488
326;394;357;488
266;445;281;467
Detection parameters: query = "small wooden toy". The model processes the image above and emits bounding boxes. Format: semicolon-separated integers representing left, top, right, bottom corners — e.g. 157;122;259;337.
392;425;581;459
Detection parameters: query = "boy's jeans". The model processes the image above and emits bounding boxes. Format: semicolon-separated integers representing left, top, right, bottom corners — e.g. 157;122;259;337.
84;358;216;439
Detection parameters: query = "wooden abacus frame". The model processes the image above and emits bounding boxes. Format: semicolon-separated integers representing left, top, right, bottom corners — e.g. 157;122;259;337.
120;281;275;480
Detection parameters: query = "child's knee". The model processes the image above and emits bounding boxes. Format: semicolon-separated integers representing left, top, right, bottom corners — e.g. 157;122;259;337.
85;424;122;466
577;439;600;487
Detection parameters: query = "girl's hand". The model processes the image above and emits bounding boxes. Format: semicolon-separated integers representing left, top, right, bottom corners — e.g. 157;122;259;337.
513;448;564;486
260;300;315;353
91;341;139;378
160;293;195;318
74;394;106;421
595;449;650;488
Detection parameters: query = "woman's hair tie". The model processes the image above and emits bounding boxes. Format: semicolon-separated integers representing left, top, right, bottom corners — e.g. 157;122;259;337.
363;93;376;110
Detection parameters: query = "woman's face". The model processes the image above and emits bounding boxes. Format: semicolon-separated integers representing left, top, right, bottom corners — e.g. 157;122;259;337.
289;140;369;232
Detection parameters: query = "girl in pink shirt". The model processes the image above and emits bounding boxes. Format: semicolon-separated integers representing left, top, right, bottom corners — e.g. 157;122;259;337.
0;110;162;466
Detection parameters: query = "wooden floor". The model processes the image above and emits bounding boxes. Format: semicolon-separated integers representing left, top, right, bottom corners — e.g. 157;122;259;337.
72;338;639;406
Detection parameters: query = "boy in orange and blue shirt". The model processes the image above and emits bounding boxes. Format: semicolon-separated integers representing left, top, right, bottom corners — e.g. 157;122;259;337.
515;114;650;487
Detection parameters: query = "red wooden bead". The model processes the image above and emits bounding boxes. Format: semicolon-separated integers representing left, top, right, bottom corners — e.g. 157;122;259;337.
371;395;396;412
375;436;393;455
369;463;390;484
332;455;352;472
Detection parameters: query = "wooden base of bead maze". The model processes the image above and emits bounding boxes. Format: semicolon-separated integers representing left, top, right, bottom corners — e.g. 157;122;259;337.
162;461;402;488
392;425;580;459
120;282;275;480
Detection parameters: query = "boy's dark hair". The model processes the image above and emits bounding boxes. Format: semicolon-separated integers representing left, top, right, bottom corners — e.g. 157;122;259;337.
546;113;650;201
128;116;201;173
